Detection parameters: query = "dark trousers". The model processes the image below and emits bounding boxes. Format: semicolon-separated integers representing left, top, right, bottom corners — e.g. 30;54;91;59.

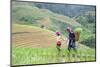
68;39;76;52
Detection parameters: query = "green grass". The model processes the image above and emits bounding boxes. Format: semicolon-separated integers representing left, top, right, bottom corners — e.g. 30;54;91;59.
12;47;95;65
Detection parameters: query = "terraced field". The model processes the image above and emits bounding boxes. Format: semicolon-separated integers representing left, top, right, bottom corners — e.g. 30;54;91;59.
11;2;96;66
12;24;67;48
12;24;95;66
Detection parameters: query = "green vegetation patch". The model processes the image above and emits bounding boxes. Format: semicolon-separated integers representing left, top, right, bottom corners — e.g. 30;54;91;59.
12;47;95;65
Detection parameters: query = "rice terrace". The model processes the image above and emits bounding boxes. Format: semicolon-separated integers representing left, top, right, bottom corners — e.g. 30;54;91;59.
12;1;96;66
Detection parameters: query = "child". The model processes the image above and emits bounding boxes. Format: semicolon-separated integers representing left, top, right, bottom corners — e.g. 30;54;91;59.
56;31;62;54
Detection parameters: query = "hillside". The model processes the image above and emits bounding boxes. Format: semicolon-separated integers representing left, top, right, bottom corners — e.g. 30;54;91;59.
12;24;67;48
12;1;96;48
12;1;81;36
12;24;94;50
76;11;96;48
34;2;96;17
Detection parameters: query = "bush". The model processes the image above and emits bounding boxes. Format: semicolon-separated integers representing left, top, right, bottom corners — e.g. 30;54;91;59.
80;35;96;48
